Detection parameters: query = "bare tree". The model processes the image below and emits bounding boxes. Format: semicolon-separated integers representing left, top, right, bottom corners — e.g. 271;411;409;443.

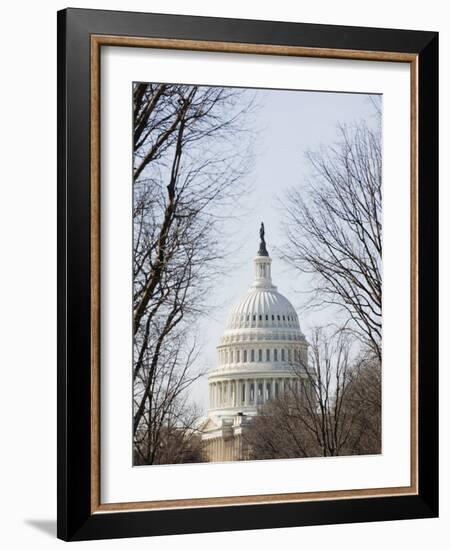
244;327;381;460
132;83;255;464
134;397;205;465
342;356;381;455
282;110;382;359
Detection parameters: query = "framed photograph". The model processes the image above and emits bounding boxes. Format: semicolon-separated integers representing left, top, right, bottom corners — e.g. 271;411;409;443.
57;8;438;541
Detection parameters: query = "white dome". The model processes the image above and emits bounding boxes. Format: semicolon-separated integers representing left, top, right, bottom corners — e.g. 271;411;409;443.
222;253;303;339
226;287;300;331
206;231;308;419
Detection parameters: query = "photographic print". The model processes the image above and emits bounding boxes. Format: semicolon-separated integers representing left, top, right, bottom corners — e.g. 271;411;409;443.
132;83;382;466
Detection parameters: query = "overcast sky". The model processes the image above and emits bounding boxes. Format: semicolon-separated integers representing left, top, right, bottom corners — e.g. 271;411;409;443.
183;87;381;413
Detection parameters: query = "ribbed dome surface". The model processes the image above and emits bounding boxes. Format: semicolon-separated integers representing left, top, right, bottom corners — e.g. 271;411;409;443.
226;288;300;330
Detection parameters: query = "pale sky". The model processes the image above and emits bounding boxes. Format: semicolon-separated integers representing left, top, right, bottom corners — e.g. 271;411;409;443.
185;87;381;412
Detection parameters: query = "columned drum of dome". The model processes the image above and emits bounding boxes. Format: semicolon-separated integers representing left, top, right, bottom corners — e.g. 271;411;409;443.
202;225;309;462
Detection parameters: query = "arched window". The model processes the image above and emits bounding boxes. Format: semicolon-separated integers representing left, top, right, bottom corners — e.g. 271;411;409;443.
243;350;247;362
274;349;278;361
230;350;234;363
288;349;292;362
266;349;270;361
281;349;285;361
258;349;262;362
236;350;240;362
251;349;255;362
265;314;268;321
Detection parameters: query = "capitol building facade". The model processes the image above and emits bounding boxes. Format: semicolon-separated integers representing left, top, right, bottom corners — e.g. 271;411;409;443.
202;225;309;462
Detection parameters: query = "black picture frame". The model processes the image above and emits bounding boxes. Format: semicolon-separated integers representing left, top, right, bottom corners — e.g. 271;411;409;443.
57;7;438;542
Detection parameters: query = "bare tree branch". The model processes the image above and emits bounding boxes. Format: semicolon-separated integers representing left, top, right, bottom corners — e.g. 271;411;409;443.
281;113;382;359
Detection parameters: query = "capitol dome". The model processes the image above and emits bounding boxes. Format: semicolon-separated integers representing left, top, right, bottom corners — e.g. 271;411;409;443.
206;224;308;422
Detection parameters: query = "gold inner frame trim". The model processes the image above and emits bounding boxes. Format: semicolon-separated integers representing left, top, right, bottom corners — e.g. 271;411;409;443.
90;34;419;514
